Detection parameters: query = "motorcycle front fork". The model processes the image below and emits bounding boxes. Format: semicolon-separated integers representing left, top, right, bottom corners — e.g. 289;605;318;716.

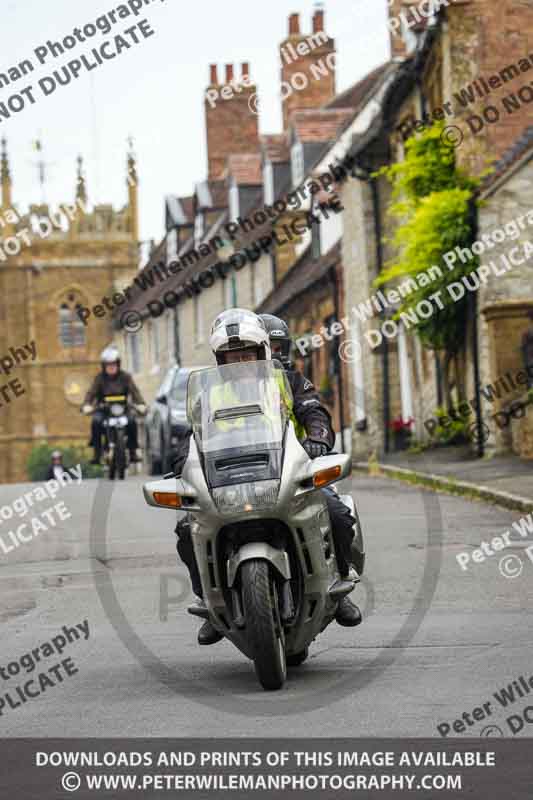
231;577;295;629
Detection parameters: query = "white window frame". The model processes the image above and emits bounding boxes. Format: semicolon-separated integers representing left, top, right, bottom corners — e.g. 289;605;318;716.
166;228;178;262
167;312;176;361
224;274;236;309
128;332;142;374
263;161;274;205
151;318;161;366
194;212;204;245
291;141;304;188
253;266;264;306
229;182;240;221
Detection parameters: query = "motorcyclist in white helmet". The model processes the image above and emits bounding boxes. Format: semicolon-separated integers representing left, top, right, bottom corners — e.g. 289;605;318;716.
174;309;361;647
82;345;146;465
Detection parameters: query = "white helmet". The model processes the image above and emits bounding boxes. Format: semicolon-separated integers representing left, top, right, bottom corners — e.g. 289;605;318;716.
101;345;121;368
210;309;271;365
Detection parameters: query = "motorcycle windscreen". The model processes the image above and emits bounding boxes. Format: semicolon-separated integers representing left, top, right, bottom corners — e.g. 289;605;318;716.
187;361;292;511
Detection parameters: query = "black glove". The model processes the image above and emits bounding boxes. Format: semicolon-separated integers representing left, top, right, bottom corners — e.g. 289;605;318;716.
302;438;329;459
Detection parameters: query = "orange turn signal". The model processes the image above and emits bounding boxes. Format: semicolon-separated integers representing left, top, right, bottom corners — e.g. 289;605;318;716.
313;464;342;489
153;491;182;509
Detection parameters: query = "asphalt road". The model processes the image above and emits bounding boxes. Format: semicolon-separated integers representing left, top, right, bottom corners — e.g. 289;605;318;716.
1;471;532;738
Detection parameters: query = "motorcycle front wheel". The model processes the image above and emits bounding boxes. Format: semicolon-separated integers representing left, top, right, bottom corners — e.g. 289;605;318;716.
110;430;126;481
241;560;286;691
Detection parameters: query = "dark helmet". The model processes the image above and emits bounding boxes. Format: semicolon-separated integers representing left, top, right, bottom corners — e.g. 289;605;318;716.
260;314;292;369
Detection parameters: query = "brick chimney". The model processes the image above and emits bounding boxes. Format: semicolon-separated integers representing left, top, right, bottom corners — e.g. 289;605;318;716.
313;8;324;33
387;1;412;60
204;63;260;180
280;8;336;130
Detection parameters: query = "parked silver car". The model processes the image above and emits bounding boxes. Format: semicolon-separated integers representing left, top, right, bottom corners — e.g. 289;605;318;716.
145;365;207;475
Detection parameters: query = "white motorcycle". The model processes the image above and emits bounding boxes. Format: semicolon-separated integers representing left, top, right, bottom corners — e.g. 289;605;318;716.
143;361;363;690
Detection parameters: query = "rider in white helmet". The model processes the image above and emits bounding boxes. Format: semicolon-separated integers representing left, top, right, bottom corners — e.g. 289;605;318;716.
210;308;271;365
174;308;361;647
83;345;146;464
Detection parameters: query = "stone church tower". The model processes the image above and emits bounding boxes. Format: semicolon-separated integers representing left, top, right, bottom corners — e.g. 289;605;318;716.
0;140;139;483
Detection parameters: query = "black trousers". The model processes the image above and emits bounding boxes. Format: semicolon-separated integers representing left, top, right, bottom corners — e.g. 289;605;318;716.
90;410;139;454
175;489;359;598
321;486;357;577
175;517;202;597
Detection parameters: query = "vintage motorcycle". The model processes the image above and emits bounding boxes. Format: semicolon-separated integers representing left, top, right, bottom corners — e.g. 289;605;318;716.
143;361;364;690
84;394;138;480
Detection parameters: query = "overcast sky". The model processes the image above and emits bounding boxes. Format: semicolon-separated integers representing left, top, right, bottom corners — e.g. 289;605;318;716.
1;0;389;248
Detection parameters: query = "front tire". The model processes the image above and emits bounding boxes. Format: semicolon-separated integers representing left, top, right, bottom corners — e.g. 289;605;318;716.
112;429;126;481
241;560;286;691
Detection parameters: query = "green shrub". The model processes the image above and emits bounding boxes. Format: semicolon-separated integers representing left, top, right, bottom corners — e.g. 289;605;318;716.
27;442;103;482
428;407;469;446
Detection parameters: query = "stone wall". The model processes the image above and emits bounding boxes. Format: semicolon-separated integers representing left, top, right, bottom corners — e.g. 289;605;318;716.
511;401;533;460
476;156;533;453
447;0;533;174
0;238;137;483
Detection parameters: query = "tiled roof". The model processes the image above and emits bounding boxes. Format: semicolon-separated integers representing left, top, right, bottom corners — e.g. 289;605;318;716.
226;153;263;185
481;125;533;195
290;109;355;143
325;62;391;111
257;242;341;315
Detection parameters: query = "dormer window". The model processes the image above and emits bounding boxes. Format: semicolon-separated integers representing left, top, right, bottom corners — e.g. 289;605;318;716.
291;141;304;188
194;212;204;244
167;228;178;261
229;182;240;221
263;161;274;205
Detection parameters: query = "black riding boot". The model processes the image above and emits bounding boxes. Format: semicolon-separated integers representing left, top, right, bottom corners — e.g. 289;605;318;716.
175;518;223;645
322;488;363;627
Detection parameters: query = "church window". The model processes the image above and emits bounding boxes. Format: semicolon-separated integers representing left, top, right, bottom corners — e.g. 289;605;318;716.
59;296;86;347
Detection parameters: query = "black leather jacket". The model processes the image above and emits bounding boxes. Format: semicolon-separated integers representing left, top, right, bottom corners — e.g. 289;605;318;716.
84;370;145;406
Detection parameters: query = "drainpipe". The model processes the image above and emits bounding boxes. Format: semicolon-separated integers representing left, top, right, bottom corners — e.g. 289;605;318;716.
469;198;484;457
330;265;347;453
174;307;181;365
370;176;390;454
435;353;443;406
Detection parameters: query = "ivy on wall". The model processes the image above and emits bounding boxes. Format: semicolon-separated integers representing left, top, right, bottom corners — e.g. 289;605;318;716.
374;122;484;406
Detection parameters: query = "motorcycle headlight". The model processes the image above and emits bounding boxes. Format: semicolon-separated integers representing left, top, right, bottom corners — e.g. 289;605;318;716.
110;403;125;417
211;480;279;515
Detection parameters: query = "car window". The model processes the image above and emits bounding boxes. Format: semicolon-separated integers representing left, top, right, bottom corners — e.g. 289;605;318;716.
170;370;190;407
158;368;176;398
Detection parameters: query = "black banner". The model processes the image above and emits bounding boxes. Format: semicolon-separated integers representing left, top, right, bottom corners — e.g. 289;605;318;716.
1;738;532;798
